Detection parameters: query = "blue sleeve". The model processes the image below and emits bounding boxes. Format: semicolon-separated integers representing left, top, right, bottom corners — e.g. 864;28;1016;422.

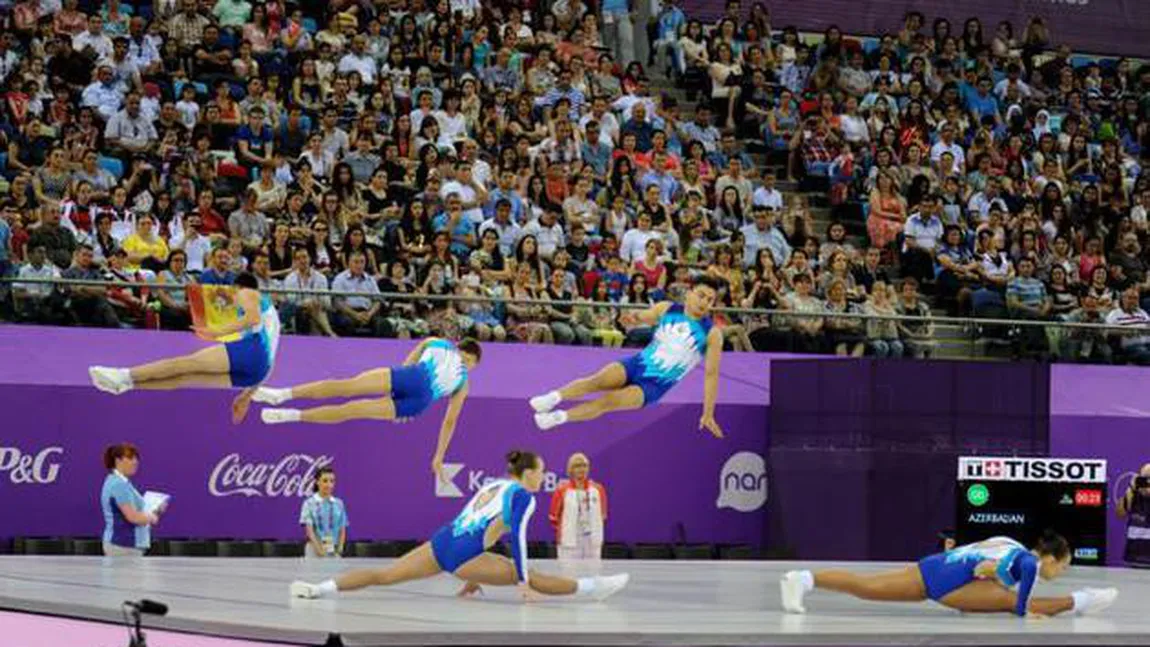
506;488;536;584
339;500;349;530
994;549;1020;586
1012;553;1039;617
109;480;134;508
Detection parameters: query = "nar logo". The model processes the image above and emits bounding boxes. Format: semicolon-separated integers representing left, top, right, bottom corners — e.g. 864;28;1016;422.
435;463;465;498
716;452;768;512
1075;489;1103;507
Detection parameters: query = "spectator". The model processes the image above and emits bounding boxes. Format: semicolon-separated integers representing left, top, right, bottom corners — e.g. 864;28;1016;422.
863;282;903;357
27;206;77;270
902;194;945;284
546;266;589;345
199;247;237;285
282;247;336;337
1106;287;1150;365
229;190;271;253
507;262;554;344
62;244;120;328
14;246;63;323
824;279;865;357
156;249;194;331
122;214;169;273
549;452;608;571
896;278;934;359
331;251;387;337
1006;256;1051;357
742;208;791;268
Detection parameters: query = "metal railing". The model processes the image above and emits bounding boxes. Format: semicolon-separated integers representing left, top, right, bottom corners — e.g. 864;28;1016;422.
2;274;1147;335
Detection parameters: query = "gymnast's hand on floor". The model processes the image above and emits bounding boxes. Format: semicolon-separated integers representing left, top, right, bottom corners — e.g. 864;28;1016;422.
1026;612;1050;620
699;415;724;439
457;582;483;597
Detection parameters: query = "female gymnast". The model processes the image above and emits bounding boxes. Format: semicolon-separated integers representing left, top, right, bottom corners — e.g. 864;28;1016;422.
291;450;630;602
780;531;1118;617
255;337;479;483
89;273;280;422
529;277;725;438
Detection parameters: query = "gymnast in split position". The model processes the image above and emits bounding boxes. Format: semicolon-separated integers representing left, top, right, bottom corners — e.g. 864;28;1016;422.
780;531;1118;617
291;450;630;602
89;273;279;422
255;337;479;481
530;277;725;438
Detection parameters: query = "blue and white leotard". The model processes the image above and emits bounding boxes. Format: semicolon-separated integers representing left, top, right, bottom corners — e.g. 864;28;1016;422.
225;293;281;387
389;339;469;417
430;478;535;582
619;303;713;405
918;536;1039;615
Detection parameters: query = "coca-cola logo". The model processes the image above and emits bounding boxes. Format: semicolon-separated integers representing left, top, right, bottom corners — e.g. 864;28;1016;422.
208;453;332;498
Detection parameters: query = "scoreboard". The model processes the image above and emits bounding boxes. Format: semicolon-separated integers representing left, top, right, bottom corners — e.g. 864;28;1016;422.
955;457;1108;565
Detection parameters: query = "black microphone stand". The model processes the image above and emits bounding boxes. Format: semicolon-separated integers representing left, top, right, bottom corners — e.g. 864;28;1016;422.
122;602;147;647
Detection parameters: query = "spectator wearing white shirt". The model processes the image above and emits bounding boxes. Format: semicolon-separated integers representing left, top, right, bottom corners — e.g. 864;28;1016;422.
169;213;213;272
620;211;660;263
523;209;565;261
14;245;62;323
478;199;524;257
901;194;945;283
966;177;1008;224
752;171;784;211
929;122;965;175
104;92;158;156
579;95;621;144
337;35;378;84
440;159;488;226
82;65;125;122
73;14;115;60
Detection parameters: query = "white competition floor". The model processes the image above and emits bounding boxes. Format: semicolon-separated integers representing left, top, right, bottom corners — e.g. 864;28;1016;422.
0;556;1147;646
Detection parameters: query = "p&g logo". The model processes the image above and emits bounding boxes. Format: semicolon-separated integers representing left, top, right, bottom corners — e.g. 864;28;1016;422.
716;452;767;512
0;447;64;485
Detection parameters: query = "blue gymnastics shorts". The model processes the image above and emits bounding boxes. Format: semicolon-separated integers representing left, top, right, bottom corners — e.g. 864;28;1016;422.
618;354;675;406
430;525;485;573
224;334;272;387
917;552;976;601
388;364;435;418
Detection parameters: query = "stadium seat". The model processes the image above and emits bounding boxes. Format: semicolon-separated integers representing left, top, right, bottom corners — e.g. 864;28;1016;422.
672;544;715;560
631;543;673;560
167;540;215;557
0;538;11;554
394;539;420;555
302;17;318;33
97;156;124;180
263;540;305;557
216;540;262;557
70;538;103;555
149;539;170;556
21;538;68;555
602;542;631;559
0;151;7;172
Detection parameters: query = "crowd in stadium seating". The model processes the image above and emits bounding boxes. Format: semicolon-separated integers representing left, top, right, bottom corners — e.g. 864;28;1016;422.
0;0;1147;363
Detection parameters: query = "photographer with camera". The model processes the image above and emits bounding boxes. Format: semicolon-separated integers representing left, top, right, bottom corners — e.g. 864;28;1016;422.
1116;464;1150;567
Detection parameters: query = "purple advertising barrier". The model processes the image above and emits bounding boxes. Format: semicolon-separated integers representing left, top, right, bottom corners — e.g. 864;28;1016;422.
0;326;785;547
1049;365;1150;566
767;359;1049;562
681;0;1150;57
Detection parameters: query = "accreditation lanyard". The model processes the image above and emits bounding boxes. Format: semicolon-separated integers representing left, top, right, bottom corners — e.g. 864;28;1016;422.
312;497;338;545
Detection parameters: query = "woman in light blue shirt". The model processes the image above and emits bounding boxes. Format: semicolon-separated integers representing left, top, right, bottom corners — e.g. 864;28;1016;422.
100;444;161;556
300;466;349;559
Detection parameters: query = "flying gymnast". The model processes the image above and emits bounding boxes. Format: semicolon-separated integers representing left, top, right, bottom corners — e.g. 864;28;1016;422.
780;531;1118;617
529;276;725;437
291;450;630;602
89;273;279;422
255;337;479;481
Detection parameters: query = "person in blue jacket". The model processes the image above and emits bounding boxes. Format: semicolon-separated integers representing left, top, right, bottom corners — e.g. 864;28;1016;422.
291;450;629;603
780;530;1118;617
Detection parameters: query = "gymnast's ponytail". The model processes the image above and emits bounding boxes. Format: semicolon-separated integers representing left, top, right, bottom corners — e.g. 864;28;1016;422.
506;450;539;476
1035;529;1071;561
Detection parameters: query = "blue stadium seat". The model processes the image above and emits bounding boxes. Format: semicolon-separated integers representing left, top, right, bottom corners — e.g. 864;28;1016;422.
98;156;124;180
861;38;879;55
0;151;7;172
1069;55;1094;69
302;17;318;33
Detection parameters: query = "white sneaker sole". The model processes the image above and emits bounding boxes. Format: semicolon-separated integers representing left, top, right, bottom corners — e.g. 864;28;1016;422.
1081;588;1118;615
89;367;122;395
780;574;806;614
290;581;319;599
593;573;630;601
529;395;554;413
534;412;559;430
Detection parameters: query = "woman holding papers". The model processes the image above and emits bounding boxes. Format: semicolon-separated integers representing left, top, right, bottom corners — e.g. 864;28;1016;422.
100;443;166;557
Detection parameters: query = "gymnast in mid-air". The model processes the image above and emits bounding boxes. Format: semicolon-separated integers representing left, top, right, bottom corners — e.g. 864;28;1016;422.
291;450;630;603
530;277;725;438
780;531;1118;617
254;337;479;482
89;273;279;422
